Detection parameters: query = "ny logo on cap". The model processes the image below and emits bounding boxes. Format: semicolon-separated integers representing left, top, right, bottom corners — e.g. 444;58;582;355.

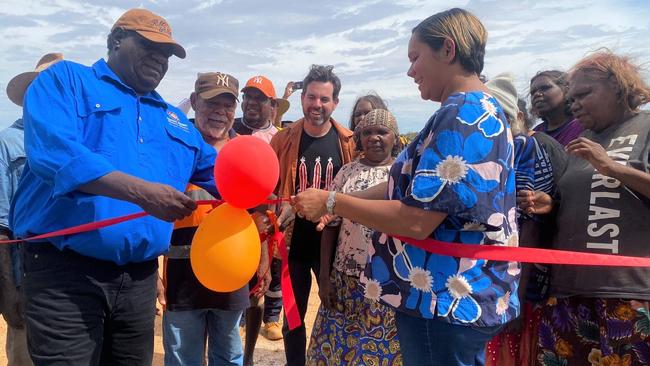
216;73;230;87
253;76;263;84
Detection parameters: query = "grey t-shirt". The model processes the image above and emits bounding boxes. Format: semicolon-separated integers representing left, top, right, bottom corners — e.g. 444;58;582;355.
551;112;650;300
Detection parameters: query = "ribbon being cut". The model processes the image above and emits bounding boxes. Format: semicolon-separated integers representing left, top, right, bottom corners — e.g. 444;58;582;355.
2;136;650;332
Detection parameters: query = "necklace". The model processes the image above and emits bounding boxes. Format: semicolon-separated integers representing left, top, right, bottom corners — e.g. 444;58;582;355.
241;117;271;132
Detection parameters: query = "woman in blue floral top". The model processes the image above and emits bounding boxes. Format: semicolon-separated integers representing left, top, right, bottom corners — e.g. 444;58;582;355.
293;8;519;366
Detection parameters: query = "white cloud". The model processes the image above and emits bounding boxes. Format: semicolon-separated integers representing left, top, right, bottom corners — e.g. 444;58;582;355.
190;0;224;12
1;0;649;133
332;0;385;18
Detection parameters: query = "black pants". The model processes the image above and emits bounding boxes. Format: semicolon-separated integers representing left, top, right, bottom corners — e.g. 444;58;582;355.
22;243;157;366
282;257;320;366
263;258;283;323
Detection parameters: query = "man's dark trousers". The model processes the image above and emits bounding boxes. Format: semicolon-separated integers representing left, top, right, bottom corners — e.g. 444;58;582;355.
23;242;157;365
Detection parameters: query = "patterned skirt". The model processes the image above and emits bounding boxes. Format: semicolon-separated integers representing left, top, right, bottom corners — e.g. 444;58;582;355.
536;297;650;366
486;302;542;366
306;270;402;366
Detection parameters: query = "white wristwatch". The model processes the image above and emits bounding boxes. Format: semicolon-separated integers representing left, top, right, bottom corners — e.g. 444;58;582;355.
326;191;337;215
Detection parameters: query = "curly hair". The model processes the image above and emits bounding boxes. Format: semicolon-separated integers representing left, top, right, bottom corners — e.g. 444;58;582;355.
569;49;650;112
302;64;341;99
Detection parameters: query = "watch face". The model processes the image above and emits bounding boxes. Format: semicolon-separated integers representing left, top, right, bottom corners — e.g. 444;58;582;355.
327;191;336;214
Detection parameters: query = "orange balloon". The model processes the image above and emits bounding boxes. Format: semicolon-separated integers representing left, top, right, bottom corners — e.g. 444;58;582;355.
190;203;261;292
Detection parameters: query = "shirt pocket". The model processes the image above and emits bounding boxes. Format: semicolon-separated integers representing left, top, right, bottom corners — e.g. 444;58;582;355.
164;123;200;184
76;97;122;157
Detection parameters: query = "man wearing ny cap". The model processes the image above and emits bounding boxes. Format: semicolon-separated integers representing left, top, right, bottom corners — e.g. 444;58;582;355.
9;9;218;365
191;72;240;148
0;52;62;366
161;72;252;366
233;75;285;143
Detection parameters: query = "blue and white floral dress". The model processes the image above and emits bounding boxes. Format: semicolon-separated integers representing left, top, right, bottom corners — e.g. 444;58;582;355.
361;91;520;328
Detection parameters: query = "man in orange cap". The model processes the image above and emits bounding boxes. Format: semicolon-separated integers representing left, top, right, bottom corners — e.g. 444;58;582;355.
233;76;285;365
233;75;283;143
9;9;219;365
1;52;63;366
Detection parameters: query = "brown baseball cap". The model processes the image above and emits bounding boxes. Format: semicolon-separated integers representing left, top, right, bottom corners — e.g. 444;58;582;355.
195;72;239;101
6;52;64;107
111;8;186;59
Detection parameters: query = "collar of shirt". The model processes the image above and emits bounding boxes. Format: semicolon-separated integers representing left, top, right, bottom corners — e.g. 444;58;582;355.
91;59;167;109
240;117;273;133
11;118;24;130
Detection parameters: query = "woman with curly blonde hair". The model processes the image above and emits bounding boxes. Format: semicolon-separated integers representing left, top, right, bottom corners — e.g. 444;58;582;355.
519;49;650;366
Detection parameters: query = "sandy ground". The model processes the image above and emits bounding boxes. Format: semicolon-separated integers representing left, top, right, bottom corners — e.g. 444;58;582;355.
0;276;321;366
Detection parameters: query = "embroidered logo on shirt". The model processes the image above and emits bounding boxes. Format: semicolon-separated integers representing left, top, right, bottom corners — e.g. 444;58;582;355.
167;110;189;132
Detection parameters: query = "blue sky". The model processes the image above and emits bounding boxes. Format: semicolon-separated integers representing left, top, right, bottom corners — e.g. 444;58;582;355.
1;0;649;132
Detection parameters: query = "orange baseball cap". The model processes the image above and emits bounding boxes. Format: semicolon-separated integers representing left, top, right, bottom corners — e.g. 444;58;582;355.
242;76;277;99
111;8;186;59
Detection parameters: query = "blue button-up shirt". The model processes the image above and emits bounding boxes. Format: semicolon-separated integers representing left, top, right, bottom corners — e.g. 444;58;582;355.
9;59;218;265
0;119;25;230
0;118;26;285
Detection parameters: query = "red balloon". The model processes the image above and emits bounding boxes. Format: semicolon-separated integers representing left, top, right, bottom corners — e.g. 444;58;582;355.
214;135;280;209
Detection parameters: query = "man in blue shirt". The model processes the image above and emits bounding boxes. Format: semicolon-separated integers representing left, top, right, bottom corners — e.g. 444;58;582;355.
9;9;217;365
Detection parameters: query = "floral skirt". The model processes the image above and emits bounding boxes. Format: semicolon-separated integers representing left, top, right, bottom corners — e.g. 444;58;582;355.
306;270;402;366
536;297;650;366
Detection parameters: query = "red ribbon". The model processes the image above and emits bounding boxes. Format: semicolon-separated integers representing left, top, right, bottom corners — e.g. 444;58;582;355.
0;198;302;330
0;199;290;245
249;216;301;330
393;235;650;267
257;211;301;330
272;231;301;330
0;211;149;244
3;199;649;334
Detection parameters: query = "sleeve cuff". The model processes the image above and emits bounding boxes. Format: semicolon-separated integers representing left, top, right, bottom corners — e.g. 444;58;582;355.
52;151;116;197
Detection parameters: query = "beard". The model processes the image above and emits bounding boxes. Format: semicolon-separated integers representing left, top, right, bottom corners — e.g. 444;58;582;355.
201;125;228;144
310;115;326;126
303;107;330;126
